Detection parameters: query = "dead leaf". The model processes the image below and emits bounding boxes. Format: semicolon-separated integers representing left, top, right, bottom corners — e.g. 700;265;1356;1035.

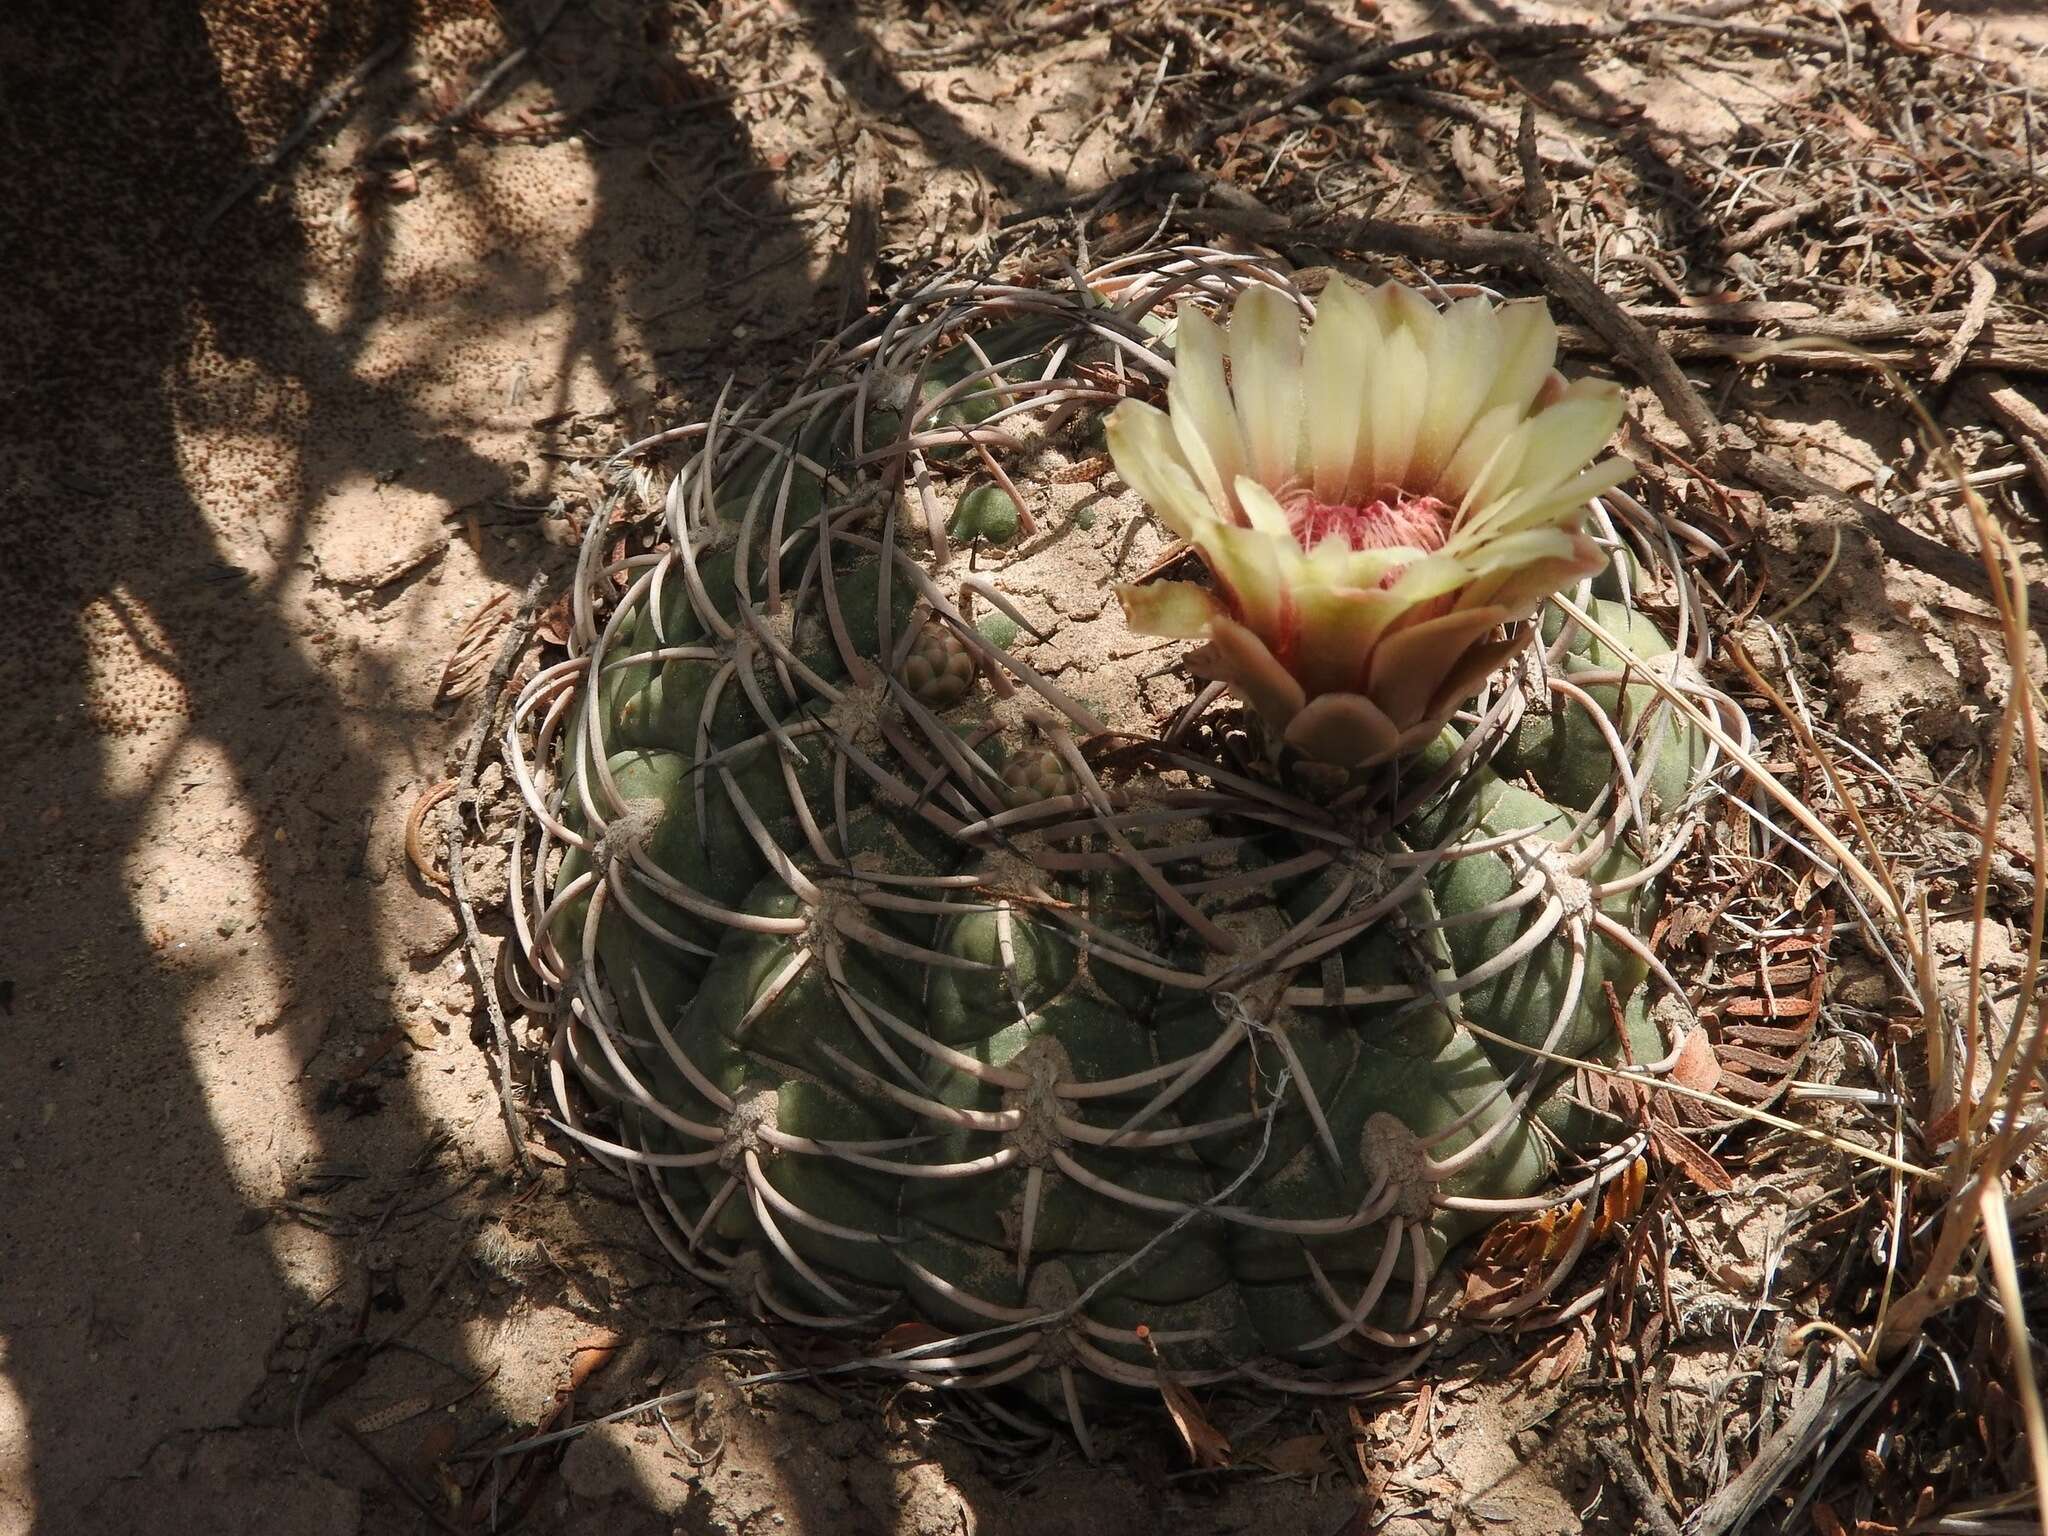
1714;1261;1762;1293
1395;1381;1433;1466
2016;206;2048;264
565;1331;624;1394
1594;1158;1649;1238
1834;104;1879;143
1509;1327;1587;1392
877;1321;952;1355
437;591;512;702
1670;1028;1722;1095
1649;1119;1734;1193
1137;1325;1231;1469
1656;902;1713;952
458;1335;619;1527
1160;1376;1231;1468
535;591;574;648
354;1393;432;1435
1258;1433;1335;1477
405;779;455;891
1459;1262;1529;1308
412;1416;459;1467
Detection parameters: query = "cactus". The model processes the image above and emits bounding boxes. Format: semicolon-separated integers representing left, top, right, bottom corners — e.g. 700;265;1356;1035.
507;249;1751;1446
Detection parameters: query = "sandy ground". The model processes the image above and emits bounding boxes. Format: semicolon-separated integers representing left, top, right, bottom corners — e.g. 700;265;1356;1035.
4;1;2045;1533
0;4;1263;1532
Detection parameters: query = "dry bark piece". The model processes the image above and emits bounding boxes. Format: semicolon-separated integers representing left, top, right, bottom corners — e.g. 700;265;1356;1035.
1969;372;2048;516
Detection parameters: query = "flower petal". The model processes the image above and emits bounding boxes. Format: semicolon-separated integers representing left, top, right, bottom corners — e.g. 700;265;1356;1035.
1447;526;1584;578
1106;400;1217;537
1167;302;1246;520
1227;283;1305;487
1189;516;1287;635
1455;532;1605;615
1496;379;1626;503
1308;532;1361;568
1302;278;1381;502
1442;403;1529;510
1365;605;1511;727
1190;617;1307;728
1235;477;1295;541
1458;416;1546;520
1471;456;1635;542
1475;559;1600;620
1474;297;1559;421
1365;322;1426;493
1425;632;1527;718
1371;279;1439;339
1117;580;1226;640
1379;551;1480;614
1325;544;1416;588
1283;692;1403;766
1292;582;1405;696
1410;296;1498;485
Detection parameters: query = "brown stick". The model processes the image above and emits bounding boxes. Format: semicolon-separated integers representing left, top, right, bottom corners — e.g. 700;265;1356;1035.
1558;320;2048;377
1593;1439;1684;1536
447;570;551;1181
1514;102;1557;241
1722;196;1834;254
1970;373;2048;515
1600;300;1830;328
1931;263;1998;387
196;38;401;240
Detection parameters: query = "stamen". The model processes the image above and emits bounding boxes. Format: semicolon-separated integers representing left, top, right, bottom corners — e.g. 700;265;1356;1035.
1283;489;1452;586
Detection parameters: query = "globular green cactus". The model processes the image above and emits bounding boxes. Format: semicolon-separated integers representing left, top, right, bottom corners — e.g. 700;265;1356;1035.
508;250;1750;1447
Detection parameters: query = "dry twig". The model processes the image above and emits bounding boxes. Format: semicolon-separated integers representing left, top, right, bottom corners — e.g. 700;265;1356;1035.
1932;263;1999;387
1971;373;2048;514
1595;1438;1684;1536
446;571;550;1180
196;38;401;239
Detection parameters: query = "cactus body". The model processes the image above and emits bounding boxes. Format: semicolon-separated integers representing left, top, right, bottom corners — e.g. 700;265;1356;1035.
512;252;1748;1424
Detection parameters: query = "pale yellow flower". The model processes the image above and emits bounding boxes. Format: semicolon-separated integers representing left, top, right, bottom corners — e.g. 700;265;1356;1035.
1109;278;1632;767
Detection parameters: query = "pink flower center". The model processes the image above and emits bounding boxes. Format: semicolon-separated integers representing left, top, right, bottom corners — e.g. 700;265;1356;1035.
1282;489;1452;586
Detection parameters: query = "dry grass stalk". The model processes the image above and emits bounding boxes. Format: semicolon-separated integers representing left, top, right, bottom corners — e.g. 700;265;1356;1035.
1736;337;2048;1530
